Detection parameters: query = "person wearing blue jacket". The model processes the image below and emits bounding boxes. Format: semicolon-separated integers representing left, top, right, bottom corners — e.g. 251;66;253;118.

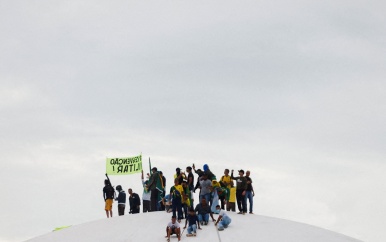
115;185;126;216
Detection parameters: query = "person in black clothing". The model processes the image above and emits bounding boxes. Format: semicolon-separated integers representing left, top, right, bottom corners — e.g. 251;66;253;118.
160;171;167;211
183;208;202;236
115;185;126;216
230;169;248;214
103;179;115;218
192;164;204;193
128;188;141;214
186;166;195;208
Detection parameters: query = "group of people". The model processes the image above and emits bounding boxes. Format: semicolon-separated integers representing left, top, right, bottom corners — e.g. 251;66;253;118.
102;179;141;217
102;163;255;239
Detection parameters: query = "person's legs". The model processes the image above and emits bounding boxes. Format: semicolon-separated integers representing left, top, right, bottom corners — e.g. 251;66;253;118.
143;200;150;212
190;191;194;208
204;213;209;223
222;215;232;228
241;193;247;213
172;200;177;218
232;202;236;212
187;225;193;234
220;196;225;209
203;193;211;206
176;199;183;220
246;191;253;213
118;204;124;216
150;189;158;211
182;204;187;219
217;221;224;230
157;200;161;211
133;207;140;214
236;190;242;213
192;224;197;234
175;228;181;241
105;199;113;218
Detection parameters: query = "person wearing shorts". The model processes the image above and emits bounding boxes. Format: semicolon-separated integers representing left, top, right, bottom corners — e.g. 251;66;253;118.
165;216;181;241
103;179;115;218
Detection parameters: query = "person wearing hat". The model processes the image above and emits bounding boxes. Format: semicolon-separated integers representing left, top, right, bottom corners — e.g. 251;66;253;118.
230;169;248;214
203;164;216;181
115;185;126;216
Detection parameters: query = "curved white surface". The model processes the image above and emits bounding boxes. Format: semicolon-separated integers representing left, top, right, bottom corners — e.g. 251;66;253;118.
26;212;362;242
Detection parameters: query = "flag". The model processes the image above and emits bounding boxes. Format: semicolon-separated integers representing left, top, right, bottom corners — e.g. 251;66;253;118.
106;154;142;175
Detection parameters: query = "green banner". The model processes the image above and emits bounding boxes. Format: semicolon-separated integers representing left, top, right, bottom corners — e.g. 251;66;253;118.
106;154;142;175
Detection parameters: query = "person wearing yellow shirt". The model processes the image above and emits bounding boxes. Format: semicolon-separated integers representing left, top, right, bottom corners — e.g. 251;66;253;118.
227;181;236;212
170;178;185;222
220;169;233;189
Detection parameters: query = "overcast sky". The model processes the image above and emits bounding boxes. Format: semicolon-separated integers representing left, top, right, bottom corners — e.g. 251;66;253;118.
1;1;385;242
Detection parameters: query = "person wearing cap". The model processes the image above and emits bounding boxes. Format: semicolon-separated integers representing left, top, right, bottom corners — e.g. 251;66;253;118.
174;167;186;185
147;167;161;212
115;185;126;216
230;169;248;214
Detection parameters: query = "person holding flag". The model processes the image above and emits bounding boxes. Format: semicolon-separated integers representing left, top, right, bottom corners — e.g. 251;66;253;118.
147;167;163;211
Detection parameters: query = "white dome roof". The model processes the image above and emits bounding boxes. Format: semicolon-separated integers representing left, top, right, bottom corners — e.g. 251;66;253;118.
26;212;362;242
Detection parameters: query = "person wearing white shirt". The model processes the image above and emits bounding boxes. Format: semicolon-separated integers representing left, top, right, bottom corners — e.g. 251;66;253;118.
214;205;232;231
165;216;181;241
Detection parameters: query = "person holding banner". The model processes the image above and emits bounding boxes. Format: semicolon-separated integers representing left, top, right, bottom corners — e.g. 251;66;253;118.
141;170;151;213
103;179;115;218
